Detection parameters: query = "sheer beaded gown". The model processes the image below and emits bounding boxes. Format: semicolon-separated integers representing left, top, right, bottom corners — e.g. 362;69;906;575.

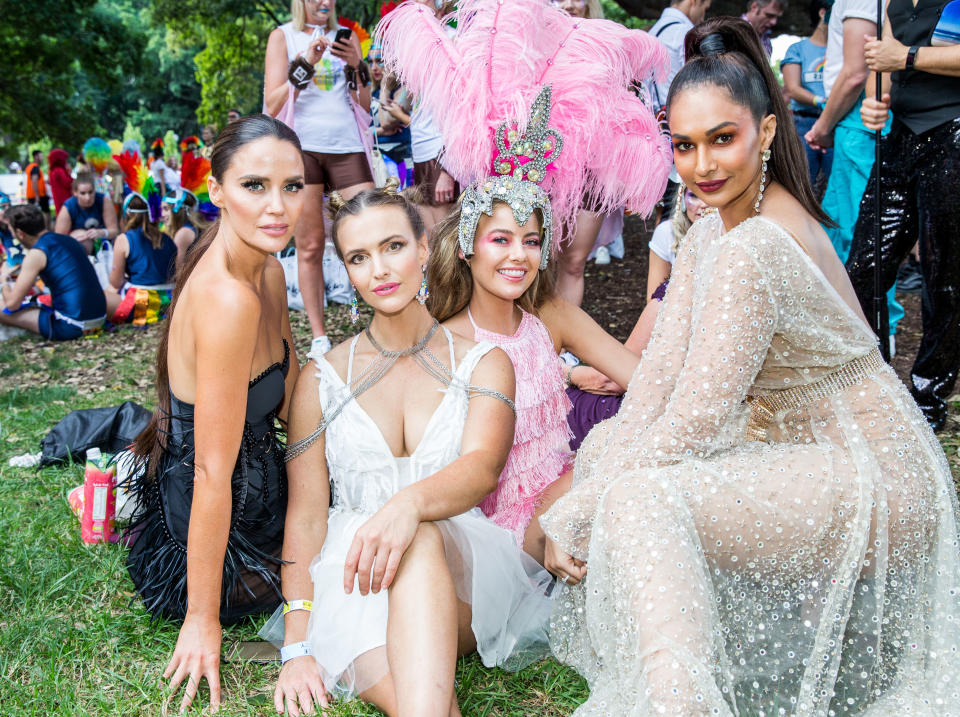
541;212;960;716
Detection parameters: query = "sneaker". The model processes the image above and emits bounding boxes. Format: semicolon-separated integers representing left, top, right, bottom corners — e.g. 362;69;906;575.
310;335;332;358
896;256;922;294
594;246;611;265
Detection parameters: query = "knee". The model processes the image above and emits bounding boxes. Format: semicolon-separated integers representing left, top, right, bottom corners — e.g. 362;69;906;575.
559;252;588;276
410;521;443;553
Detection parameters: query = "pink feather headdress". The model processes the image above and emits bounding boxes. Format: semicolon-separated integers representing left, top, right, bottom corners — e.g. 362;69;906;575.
376;0;671;245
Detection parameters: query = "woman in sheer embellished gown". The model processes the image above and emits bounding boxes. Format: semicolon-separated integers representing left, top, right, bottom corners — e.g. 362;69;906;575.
541;18;960;717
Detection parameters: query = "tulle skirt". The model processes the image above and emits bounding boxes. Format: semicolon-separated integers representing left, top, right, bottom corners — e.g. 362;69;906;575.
263;506;554;698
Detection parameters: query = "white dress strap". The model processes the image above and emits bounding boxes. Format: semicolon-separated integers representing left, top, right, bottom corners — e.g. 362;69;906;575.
466;307;480;332
346;334;362;385
440;325;457;372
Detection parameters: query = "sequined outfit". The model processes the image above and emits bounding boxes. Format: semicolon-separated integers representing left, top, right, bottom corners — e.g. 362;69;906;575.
847;118;960;430
124;340;289;624
469;309;573;545
541;213;960;715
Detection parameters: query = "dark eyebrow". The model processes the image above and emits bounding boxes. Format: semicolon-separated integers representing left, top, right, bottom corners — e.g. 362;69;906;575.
344;234;406;260
237;174;305;182
707;121;737;135
672;121;738;142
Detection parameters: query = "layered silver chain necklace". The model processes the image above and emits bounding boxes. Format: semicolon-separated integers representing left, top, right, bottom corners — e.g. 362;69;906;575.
284;320;515;462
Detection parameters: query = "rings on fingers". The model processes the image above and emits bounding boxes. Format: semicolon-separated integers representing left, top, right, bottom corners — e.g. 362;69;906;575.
559;574;570;584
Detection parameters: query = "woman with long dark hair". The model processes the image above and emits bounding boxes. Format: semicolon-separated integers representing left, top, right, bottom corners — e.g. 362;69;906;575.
124;115;302;713
264;0;374;356
541;18;960;715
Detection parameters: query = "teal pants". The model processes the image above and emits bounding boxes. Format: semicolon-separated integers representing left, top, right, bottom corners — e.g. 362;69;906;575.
821;103;902;335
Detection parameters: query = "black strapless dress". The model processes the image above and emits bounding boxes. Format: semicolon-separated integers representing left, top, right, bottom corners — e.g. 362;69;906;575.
125;340;289;624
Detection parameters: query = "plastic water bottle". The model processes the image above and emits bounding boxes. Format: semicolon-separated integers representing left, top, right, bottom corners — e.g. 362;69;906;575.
81;448;117;544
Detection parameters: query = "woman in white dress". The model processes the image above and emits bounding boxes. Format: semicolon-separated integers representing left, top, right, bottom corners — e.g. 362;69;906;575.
272;182;553;717
541;18;960;716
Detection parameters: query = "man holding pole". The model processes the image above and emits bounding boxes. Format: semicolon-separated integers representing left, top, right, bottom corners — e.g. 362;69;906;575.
845;1;960;431
805;0;903;350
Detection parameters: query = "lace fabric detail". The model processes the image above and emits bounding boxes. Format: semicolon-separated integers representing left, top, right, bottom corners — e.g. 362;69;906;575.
540;213;960;715
470;309;573;545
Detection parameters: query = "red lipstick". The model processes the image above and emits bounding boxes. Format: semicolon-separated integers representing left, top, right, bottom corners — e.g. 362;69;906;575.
695;179;728;193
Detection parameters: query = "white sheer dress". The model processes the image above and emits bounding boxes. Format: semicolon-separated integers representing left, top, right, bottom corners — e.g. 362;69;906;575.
541;213;960;716
302;329;554;698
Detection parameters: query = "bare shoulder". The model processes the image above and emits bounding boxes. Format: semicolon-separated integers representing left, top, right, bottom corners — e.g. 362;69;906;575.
193;273;261;324
470;345;516;399
317;333;357;379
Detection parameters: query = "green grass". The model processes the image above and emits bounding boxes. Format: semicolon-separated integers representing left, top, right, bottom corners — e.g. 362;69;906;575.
4;303;960;716
0;308;589;716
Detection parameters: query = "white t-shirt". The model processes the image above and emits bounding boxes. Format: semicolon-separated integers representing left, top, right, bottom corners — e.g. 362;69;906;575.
280;23;364;154
648;220;676;265
822;0;877;96
646;7;694;110
410;24;456;164
150;158;180;191
411;104;444;163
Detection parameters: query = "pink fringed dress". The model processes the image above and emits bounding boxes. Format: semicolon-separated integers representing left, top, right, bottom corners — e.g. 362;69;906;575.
469;308;573;545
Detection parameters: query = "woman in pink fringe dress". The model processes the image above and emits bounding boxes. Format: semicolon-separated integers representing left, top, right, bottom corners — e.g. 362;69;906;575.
377;0;671;564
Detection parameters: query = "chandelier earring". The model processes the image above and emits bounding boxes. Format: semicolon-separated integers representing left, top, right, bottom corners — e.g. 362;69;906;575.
754;148;771;214
416;266;430;305
350;287;360;325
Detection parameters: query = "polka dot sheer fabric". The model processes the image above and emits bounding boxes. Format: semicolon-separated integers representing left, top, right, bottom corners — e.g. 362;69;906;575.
541;212;960;716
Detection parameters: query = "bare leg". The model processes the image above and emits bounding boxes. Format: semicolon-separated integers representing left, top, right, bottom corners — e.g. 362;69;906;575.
557;210;604;307
104;289;123;320
294;183;327;340
338;181;375;202
0;307;41;334
523;470;573;566
386;522;459;717
418;202;455;237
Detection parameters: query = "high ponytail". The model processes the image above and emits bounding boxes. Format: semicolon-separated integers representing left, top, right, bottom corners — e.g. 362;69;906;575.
131;114;301;481
667;18;834;227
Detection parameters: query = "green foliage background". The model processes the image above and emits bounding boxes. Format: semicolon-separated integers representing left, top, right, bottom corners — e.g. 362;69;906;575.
0;0;653;164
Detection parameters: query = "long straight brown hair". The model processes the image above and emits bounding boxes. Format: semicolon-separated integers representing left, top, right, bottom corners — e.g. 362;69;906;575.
131;115;302;480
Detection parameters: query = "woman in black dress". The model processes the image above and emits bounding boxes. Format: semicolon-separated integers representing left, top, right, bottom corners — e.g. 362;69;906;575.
124;115;303;712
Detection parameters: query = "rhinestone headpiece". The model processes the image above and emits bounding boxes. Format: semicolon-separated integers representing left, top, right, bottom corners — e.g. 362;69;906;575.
458;86;562;270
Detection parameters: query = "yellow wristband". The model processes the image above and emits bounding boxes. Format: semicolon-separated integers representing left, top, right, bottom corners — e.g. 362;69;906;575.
282;599;313;615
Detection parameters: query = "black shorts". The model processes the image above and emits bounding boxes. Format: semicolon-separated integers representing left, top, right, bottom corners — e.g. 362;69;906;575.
27;196;51;214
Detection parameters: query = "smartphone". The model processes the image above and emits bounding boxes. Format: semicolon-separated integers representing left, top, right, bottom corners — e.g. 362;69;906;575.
227;641;280;664
334;27;352;45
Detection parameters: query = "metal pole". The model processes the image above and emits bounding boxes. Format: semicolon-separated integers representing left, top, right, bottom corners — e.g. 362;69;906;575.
874;0;889;361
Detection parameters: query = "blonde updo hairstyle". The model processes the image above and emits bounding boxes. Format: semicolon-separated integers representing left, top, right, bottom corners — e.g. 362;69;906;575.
426;201;558;322
327;177;426;260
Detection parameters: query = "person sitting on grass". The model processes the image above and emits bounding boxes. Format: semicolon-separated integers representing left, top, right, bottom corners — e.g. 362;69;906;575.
104;194;178;326
53;171;118;255
0;204;106;340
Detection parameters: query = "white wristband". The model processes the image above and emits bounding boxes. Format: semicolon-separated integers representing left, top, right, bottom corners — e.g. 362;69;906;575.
280;641;313;664
282;599;313;615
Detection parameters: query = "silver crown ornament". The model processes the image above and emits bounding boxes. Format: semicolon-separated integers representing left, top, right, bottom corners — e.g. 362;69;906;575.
458;86;562;270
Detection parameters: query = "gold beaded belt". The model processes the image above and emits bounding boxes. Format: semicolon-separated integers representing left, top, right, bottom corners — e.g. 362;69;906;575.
745;348;885;442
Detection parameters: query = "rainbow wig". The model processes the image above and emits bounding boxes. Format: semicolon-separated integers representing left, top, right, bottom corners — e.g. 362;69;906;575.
114;150;162;222
376;0;670;244
82;138;112;174
178;151;218;221
179;136;202;154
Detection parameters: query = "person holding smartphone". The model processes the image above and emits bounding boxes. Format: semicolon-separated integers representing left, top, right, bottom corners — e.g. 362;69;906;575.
264;0;374;358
